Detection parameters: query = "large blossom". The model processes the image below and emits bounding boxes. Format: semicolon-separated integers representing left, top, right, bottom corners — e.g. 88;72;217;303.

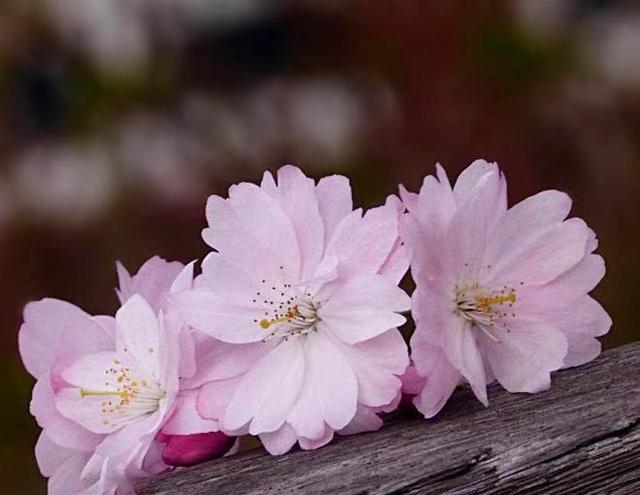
19;257;230;494
175;165;410;454
400;160;611;418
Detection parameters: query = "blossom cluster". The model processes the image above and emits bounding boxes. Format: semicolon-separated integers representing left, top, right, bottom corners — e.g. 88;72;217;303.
19;161;610;494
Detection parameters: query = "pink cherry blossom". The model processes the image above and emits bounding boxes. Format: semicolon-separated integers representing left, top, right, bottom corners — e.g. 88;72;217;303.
19;258;232;493
400;160;611;418
174;165;410;454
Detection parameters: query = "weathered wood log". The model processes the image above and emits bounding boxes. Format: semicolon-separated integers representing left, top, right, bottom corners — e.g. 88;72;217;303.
139;342;640;494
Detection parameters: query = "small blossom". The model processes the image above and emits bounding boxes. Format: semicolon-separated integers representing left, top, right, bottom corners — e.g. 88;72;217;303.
19;258;232;493
174;165;410;454
400;160;611;417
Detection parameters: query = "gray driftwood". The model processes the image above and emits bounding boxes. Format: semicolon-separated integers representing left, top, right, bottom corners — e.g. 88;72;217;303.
139;342;640;494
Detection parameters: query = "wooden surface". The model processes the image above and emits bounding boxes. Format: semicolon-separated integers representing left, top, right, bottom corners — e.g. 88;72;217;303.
139;342;640;495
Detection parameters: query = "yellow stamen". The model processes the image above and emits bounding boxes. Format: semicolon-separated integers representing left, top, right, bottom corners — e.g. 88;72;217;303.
474;292;516;313
259;307;299;329
80;389;130;398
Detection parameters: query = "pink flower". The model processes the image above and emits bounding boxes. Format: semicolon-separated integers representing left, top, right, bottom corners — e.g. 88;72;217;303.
19;258;232;493
116;257;237;464
174;165;410;454
400;160;611;418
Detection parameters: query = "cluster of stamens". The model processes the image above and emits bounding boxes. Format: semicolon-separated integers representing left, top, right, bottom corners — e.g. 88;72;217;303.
251;273;320;341
80;359;165;427
454;281;520;342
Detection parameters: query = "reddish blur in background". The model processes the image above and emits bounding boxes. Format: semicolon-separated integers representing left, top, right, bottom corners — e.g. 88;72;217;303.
1;1;639;492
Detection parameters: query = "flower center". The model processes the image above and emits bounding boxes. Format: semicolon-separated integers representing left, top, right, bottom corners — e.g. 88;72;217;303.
80;359;165;428
252;279;320;341
454;283;518;342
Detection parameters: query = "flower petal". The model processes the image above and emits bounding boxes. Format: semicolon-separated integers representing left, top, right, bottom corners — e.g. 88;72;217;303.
183;338;271;389
485;190;572;270
331;330;407;408
441;318;488;406
275;165;324;280
410;336;461;418
227;181;301;277
337;406;383;435
316;174;353;240
325;196;403;278
483;323;568;393
223;340;305;434
19;298;113;379
288;331;358;434
173;289;263;344
259;423;298;455
115;295;162;377
197;377;241;422
161;390;219;435
116;257;184;311
319;273;410;344
487;218;590;287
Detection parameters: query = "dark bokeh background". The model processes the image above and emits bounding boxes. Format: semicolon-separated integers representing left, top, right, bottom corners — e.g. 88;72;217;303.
1;1;638;492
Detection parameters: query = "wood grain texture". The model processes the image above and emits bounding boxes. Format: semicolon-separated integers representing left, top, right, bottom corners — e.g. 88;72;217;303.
139;342;640;495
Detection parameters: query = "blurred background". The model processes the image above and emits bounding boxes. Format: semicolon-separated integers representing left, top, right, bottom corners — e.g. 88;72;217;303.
1;0;638;492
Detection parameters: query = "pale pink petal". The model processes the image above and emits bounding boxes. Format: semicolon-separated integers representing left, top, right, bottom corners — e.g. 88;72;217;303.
452;159;500;200
398;184;419;213
60;351;121;390
47;451;97;495
275;165;324;280
524;255;605;308
161;391;219;435
31;375;101;450
162;432;234;467
223;340;305;434
299;428;334;450
316;174;353;240
202;195;287;282
173;290;263;344
289;331;358;433
441;318;488;406
115;295;161;376
447;170;503;279
116;257;184;311
178;326;196;380
338;406;383;435
56;387;118;434
331;330;407;408
482;323;568;393
324;197;402;278
35;431;74;477
411;337;461;418
398;213;436;282
169;261;195;294
19;298;112;379
543;296;610;367
410;285;452;345
260;170;278;193
318;274;410;344
563;334;602;368
259;423;298;455
196;253;259;304
227;182;301;277
95;412;161;459
415;172;456;233
197;377;241;421
487;218;590;287
378;237;409;285
183;338;271;389
484;190;572;269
